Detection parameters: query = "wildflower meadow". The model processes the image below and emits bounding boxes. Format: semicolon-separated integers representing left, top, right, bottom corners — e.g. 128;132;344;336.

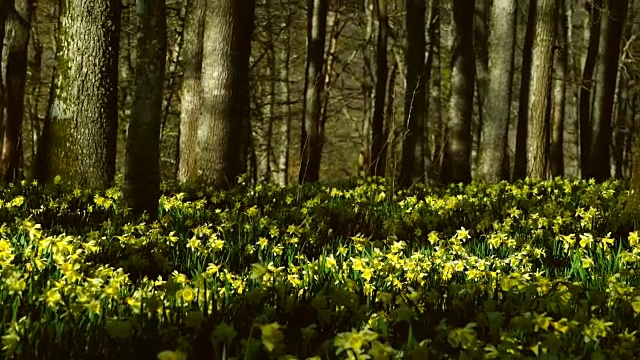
1;176;639;359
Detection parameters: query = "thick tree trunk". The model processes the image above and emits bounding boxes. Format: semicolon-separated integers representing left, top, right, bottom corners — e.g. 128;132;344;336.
34;0;121;189
197;0;255;188
589;0;628;181
399;0;427;187
369;0;388;177
299;0;328;183
1;0;35;183
442;0;475;184
477;0;517;183
550;0;568;177
124;0;166;217
579;0;602;178
513;1;536;180
526;0;556;179
177;0;205;185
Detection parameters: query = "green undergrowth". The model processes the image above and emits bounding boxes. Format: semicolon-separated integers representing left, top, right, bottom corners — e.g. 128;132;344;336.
0;176;639;359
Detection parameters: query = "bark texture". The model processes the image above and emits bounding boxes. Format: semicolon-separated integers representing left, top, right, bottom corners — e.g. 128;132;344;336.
124;0;167;217
588;0;628;181
399;0;427;186
369;0;388;177
579;0;602;178
299;0;328;183
514;1;537;180
198;0;255;188
527;0;557;179
550;0;568;177
178;0;206;185
477;0;517;182
35;0;121;189
2;0;35;183
442;0;475;184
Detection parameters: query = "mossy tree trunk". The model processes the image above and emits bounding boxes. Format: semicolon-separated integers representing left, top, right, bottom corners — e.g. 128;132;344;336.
34;0;121;189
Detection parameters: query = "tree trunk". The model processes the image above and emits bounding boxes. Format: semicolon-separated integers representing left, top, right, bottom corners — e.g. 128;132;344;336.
589;0;628;181
361;0;374;176
526;0;556;179
2;0;35;184
473;0;489;169
195;0;254;188
550;0;568;177
277;0;293;186
369;0;388;177
513;1;536;180
260;0;278;184
399;0;427;187
0;1;10;170
477;0;517;183
124;0;166;218
299;0;328;183
578;0;602;178
177;0;205;185
614;0;637;178
34;0;121;189
429;0;442;180
442;0;475;184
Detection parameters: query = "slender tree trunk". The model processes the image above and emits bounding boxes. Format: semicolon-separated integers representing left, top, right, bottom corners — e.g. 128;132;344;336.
277;0;293;186
299;0;328;183
423;0;438;181
369;0;388;177
473;0;489;168
579;0;602;178
429;0;443;179
1;0;35;183
399;0;427;187
261;0;278;184
124;0;166;217
177;0;205;185
589;0;628;181
614;0;637;178
383;61;398;177
361;0;374;175
477;0;517;182
34;0;121;188
442;0;475;184
550;0;568;177
513;1;536;180
0;1;9;166
198;0;255;188
527;0;556;179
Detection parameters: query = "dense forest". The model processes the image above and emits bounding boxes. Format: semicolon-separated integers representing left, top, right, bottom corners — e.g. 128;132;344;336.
0;0;639;209
4;2;640;359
